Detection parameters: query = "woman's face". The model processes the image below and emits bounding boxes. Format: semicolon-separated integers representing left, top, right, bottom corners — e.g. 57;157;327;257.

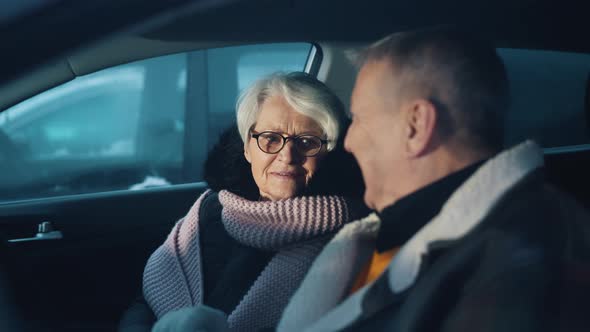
244;95;326;201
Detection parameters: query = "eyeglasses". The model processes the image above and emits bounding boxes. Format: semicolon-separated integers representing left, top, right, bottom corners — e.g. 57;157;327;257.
250;129;328;157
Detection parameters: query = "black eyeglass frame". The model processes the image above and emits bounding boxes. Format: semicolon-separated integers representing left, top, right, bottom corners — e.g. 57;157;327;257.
249;129;328;157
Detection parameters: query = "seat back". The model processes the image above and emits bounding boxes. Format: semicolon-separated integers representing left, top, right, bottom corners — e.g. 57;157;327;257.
545;148;590;209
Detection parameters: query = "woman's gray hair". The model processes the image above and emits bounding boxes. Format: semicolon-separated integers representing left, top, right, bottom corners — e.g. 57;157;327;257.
236;72;346;151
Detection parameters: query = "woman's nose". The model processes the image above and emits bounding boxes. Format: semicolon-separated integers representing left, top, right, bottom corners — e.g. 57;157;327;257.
278;140;303;164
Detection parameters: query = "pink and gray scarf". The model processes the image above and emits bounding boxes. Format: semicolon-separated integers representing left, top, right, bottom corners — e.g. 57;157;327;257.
143;189;361;331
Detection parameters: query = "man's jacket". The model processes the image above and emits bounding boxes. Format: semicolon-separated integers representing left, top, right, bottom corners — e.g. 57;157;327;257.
278;141;590;332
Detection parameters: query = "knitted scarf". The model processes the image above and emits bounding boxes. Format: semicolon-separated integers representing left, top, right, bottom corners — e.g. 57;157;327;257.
143;189;361;331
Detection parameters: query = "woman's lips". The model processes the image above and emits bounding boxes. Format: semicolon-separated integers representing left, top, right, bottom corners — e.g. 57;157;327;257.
270;171;302;180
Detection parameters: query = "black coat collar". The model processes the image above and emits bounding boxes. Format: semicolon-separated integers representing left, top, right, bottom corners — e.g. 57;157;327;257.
376;161;485;252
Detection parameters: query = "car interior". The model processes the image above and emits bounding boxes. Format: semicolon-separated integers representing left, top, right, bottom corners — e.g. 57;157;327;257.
0;0;588;331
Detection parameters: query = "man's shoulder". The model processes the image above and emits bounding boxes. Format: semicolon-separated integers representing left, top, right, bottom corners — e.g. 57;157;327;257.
444;179;590;332
487;169;589;228
476;173;590;266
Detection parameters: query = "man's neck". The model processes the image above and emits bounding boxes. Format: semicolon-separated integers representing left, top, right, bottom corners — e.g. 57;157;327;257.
375;147;492;212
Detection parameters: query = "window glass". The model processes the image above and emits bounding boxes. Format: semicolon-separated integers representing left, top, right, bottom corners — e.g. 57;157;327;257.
499;49;590;148
0;43;312;202
2;66;146;160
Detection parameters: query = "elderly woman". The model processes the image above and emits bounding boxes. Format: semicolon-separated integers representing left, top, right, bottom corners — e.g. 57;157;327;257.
124;72;366;332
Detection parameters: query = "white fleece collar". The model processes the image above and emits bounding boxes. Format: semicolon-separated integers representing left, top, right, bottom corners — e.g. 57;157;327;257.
388;140;544;292
277;213;381;332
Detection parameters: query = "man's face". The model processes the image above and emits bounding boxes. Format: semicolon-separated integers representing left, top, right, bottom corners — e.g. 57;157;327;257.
345;60;408;210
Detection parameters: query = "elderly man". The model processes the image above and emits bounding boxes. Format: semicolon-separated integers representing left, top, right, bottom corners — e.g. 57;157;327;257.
278;26;590;331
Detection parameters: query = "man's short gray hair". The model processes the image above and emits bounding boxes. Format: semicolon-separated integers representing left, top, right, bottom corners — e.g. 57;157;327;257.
358;26;510;152
236;72;346;151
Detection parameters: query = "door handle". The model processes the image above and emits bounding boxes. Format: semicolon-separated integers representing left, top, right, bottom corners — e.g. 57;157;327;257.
8;221;63;243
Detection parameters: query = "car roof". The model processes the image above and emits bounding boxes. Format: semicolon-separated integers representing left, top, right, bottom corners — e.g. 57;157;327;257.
146;0;589;53
0;0;587;87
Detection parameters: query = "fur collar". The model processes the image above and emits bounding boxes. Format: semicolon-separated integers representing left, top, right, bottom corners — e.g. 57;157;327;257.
387;140;543;292
278;213;381;331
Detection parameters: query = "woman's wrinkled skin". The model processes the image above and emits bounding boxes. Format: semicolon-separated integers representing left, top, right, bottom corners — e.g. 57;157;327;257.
244;95;326;201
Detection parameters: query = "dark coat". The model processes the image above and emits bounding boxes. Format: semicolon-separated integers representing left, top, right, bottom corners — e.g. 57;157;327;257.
349;169;590;331
119;123;366;332
276;141;590;332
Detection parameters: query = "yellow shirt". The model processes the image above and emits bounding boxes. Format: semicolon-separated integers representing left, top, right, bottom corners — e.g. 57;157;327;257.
348;247;399;295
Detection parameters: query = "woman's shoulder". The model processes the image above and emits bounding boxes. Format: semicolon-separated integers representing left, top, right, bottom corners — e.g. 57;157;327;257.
171;191;224;244
197;190;246;247
198;191;222;225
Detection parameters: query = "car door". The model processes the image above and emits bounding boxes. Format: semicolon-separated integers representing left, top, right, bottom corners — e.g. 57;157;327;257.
0;42;315;331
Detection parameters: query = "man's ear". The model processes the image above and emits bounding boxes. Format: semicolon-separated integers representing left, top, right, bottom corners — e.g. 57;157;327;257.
404;99;437;157
244;144;252;163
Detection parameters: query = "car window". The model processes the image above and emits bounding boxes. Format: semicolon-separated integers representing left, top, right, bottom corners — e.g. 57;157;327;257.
499;48;590;148
0;43;313;202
